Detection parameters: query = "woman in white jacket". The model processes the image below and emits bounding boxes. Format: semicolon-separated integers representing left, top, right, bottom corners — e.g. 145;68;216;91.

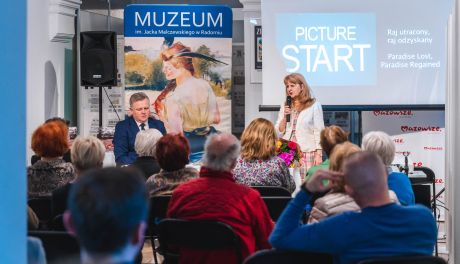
275;73;324;171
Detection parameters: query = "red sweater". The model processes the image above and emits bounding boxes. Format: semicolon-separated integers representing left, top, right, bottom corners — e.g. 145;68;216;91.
167;167;274;264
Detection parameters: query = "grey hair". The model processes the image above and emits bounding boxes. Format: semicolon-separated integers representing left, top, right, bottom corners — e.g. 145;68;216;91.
71;136;105;172
202;133;241;171
129;92;149;108
135;129;163;157
361;131;395;166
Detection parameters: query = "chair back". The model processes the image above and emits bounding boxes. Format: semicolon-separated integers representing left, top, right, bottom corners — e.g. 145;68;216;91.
252;186;291;197
51;214;65;231
244;249;333;264
28;196;53;226
28;230;80;263
262;196;292;221
148;195;171;235
158;218;242;263
414;167;436;182
357;255;447;264
411;184;431;209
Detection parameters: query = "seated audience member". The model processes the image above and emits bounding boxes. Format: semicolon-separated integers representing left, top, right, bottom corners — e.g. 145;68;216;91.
306;125;349;181
113;92;166;166
28;206;39;230
132;129;163;179
51;136;105;218
28;121;75;197
31;117;72;165
308;142;361;223
308;142;400;223
27;236;46;264
270;152;437;264
233;118;295;193
64;167;148;264
146;134;197;196
362;131;415;205
167;133;274;264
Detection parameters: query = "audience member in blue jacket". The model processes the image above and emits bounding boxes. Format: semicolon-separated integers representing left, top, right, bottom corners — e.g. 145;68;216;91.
113;92;166;166
269;151;436;264
362;131;415;205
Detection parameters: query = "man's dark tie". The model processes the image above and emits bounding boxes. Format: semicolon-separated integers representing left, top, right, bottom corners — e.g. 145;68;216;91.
140;123;145;130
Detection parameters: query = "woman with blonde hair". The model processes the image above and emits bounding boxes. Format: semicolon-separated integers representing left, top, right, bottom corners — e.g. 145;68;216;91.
308;142;399;223
275;73;325;172
362;131;415;205
233;118;295;193
308;142;362;223
51;135;105;218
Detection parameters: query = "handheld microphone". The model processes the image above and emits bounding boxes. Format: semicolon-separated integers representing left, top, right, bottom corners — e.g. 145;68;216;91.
286;96;292;122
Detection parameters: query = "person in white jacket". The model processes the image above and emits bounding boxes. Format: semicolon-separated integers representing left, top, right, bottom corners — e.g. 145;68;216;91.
275;73;325;171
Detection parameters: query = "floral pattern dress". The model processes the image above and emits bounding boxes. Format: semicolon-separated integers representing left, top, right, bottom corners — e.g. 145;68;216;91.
146;167;198;196
233;156;296;193
27;159;75;197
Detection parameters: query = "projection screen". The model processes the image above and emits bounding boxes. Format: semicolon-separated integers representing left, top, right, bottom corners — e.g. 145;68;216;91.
261;0;453;107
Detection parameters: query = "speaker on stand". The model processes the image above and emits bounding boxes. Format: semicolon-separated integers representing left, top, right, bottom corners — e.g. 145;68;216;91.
80;31;117;137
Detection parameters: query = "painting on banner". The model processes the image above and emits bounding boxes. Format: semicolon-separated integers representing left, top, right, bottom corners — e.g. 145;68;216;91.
124;5;232;161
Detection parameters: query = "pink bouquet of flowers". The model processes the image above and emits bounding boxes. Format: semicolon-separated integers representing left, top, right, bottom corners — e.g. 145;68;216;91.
276;139;302;168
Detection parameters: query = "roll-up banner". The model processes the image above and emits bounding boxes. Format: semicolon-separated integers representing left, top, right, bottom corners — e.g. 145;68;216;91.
124;5;233;160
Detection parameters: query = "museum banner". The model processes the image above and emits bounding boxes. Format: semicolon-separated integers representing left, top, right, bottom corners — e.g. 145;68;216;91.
124;4;233;161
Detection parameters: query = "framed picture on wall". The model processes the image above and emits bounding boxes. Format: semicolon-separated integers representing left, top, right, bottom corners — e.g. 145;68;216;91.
254;25;262;69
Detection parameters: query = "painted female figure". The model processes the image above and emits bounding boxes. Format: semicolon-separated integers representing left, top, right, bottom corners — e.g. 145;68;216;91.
154;42;221;161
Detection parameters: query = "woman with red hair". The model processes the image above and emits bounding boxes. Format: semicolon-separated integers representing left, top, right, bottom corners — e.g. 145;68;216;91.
146;133;197;196
28;121;75;197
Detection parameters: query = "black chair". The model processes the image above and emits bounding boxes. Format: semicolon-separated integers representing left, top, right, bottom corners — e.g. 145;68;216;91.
412;166;438;256
357;255;447;264
252;186;291;197
244;249;333;264
51;214;65;231
413;167;436;210
262;196;292;221
158;218;242;264
148;195;172;264
28;230;80;263
28;196;53;228
412;184;431;209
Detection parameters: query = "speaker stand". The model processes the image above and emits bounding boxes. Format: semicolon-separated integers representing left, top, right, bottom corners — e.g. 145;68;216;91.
98;86;103;138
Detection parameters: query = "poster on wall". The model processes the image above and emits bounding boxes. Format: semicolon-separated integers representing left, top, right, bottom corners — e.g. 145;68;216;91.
323;111;351;132
124;5;233;161
255;26;262;69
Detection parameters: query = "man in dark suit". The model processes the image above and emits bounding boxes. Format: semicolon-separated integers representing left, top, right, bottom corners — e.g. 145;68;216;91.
113;92;166;166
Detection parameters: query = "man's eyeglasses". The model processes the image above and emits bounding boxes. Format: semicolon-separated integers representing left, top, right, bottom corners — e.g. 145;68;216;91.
132;107;150;112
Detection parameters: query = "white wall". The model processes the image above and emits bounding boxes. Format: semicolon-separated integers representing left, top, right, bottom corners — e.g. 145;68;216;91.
447;0;460;262
240;0;278;126
27;0;73;163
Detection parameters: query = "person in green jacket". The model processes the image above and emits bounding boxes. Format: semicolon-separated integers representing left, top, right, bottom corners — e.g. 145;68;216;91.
305;125;349;182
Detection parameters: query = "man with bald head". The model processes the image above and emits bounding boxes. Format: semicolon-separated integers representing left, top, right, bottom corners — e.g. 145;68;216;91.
167;133;274;264
270;151;436;264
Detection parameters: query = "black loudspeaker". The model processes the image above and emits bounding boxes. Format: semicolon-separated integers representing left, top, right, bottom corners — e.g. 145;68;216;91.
80;31;117;86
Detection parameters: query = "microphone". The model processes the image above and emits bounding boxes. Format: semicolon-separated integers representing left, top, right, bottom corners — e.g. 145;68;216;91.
286;96;292;122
